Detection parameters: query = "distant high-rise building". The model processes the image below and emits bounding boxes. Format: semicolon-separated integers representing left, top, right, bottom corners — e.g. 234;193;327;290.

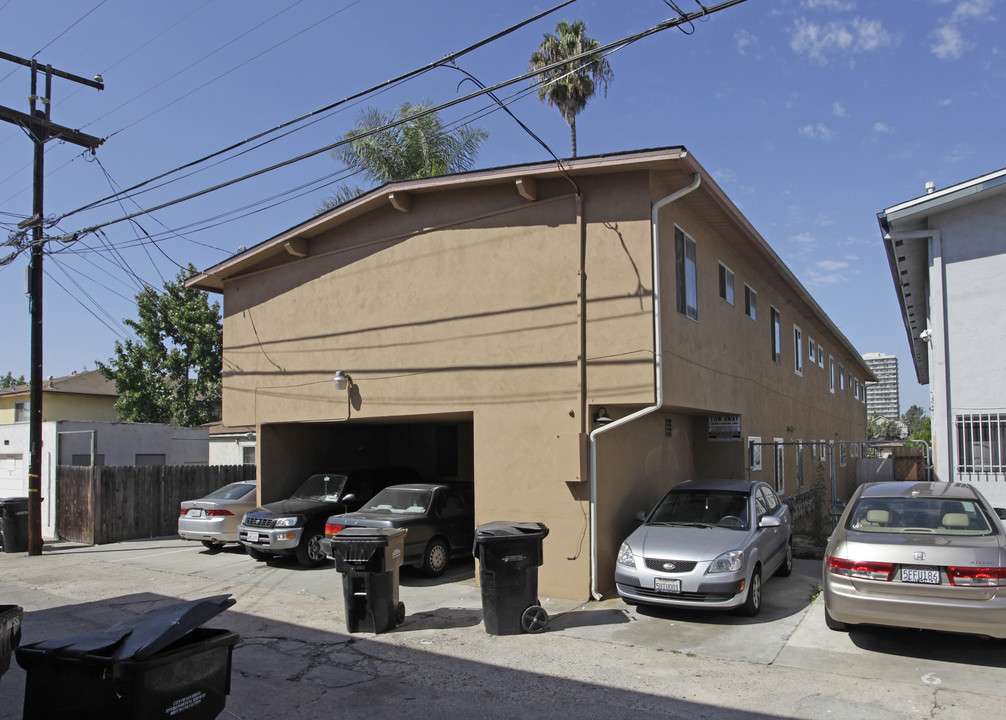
863;353;900;420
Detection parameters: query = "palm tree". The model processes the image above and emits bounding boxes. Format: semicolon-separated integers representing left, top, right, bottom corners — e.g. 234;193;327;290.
529;19;613;158
319;102;488;212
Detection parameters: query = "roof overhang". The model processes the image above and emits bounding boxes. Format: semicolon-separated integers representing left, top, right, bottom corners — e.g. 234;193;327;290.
187;145;873;379
878;165;1006;384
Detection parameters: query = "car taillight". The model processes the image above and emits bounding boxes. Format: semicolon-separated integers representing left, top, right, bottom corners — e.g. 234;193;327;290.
324;523;343;537
826;556;896;581
204;509;233;517
180;508;187;516
947;566;1006;587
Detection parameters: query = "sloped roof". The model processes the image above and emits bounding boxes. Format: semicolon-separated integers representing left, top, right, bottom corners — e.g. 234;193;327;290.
0;369;117;398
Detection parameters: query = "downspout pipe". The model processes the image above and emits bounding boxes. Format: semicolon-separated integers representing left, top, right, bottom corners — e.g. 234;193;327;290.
589;173;701;600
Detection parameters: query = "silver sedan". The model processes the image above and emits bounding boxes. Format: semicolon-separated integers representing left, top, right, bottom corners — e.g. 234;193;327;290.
823;481;1006;638
615;479;793;616
178;481;258;551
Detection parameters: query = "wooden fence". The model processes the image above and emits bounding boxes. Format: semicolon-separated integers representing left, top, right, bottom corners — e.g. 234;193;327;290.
56;464;256;545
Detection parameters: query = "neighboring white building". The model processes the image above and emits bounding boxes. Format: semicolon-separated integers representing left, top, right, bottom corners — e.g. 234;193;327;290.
0;420;208;538
878;168;1006;506
863;353;900;420
206;422;256;465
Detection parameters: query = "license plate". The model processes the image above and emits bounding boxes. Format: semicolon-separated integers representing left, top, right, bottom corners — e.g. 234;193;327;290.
188;509;203;518
246;532;260;543
654;577;682;594
901;567;941;584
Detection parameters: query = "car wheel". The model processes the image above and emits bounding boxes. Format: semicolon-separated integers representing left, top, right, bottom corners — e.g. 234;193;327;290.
201;540;222;553
775;538;793;577
824;607;850;632
739;565;762;617
421;537;450;577
295;528;329;568
245;546;270;561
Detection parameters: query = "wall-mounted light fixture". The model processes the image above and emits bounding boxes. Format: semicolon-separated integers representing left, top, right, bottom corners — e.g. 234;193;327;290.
333;371;352;392
593;407;613;426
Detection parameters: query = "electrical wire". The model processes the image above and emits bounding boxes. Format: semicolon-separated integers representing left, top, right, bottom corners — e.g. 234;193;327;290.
54;0;579;222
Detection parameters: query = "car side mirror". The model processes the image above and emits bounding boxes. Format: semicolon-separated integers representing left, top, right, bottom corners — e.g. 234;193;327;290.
996;508;1006;521
341;493;356;504
759;515;782;528
634;510;647;523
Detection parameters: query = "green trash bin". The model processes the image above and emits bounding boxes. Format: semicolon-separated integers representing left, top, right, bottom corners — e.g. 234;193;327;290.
330;527;407;634
473;521;549;635
16;595;239;720
0;497;29;553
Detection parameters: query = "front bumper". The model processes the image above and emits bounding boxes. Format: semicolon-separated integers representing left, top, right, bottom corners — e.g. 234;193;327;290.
238;524;304;555
823;573;1006;639
615;561;746;609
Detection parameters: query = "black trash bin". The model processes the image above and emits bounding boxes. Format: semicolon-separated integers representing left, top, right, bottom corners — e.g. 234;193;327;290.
0;497;29;553
0;605;22;686
15;594;239;720
330;527;406;634
473;521;549;635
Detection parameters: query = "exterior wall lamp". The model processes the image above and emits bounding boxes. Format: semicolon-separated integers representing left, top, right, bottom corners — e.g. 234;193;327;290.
593;407;613;426
333;371;353;392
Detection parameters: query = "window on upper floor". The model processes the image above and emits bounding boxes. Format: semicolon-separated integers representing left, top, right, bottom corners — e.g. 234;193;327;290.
829;356;835;393
744;285;757;321
817;345;825;368
14;402;29;423
808;338;816;365
839;365;846;391
675;227;698;321
793;325;803;376
718;262;735;306
770;307;781;363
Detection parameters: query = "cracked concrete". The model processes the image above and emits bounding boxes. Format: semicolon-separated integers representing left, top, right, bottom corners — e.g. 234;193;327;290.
1;537;1004;719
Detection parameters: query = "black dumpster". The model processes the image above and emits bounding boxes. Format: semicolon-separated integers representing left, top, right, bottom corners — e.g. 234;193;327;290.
473;521;549;635
16;594;238;720
0;605;22;686
0;497;29;553
331;527;406;634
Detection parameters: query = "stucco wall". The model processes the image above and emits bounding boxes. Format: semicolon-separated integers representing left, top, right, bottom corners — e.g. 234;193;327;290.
216;164;867;599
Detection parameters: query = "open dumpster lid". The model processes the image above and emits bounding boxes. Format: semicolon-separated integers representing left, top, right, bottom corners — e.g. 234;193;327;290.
23;594;235;661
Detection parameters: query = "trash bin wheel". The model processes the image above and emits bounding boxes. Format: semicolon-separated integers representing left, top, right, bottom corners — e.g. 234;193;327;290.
520;605;548;634
396;602;406;625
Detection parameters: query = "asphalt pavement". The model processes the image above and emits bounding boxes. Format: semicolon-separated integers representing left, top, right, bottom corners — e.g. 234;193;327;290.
1;537;1004;719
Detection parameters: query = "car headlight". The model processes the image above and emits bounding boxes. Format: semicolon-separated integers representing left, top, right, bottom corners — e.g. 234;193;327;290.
274;516;300;528
708;549;743;573
617;543;635;567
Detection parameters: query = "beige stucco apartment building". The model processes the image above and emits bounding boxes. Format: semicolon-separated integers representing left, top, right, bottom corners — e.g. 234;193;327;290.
189;147;871;600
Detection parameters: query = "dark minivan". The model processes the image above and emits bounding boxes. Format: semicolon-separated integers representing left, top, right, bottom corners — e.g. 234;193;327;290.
238;467;420;567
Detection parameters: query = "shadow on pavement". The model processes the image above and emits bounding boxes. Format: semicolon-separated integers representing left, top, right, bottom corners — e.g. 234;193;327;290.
0;593;802;720
848;625;1006;668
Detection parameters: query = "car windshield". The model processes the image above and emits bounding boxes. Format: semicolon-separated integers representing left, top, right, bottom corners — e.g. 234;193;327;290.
847;496;996;535
204;483;255;500
648;489;750;529
292;474;348;501
360;488;433;514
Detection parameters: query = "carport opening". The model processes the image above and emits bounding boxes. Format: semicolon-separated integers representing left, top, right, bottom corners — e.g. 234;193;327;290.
258;416;474;505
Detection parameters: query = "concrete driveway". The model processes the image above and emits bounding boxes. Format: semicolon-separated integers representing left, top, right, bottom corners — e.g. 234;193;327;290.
2;537;1005;719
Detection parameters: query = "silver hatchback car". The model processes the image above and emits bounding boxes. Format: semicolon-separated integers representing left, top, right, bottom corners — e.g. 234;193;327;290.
615;479;793;616
824;481;1006;638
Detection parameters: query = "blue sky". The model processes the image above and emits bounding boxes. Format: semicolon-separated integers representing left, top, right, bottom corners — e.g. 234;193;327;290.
1;0;1001;414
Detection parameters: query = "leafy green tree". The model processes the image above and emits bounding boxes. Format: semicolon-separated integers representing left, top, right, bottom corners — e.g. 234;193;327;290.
97;264;221;427
902;404;926;436
319;101;488;212
0;372;24;389
867;415;903;441
908;417;931;445
529;19;613;158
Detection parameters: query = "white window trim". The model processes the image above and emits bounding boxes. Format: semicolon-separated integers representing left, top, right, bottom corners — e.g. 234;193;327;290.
808;338;816;365
675;225;699;321
819;440;828;462
796;441;805;488
774;438;785;494
748;436;763;471
817;345;825;368
718;262;735;306
744;284;757;321
839;364;846;391
771;306;781;364
829;355;835;393
793;325;803;376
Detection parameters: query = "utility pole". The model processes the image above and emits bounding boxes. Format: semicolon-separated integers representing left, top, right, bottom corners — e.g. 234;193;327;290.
0;51;103;556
